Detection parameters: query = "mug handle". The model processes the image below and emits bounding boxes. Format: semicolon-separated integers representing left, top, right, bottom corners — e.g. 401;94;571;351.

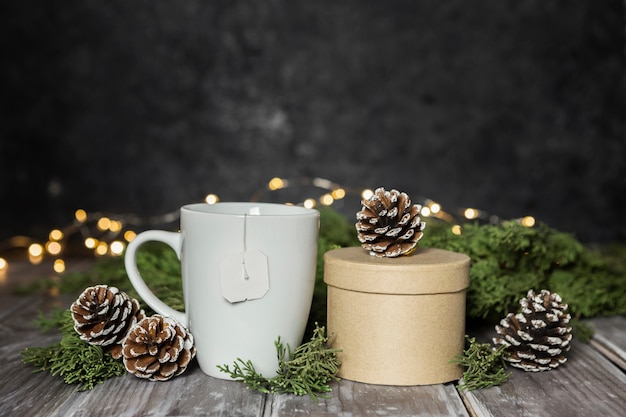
124;230;188;327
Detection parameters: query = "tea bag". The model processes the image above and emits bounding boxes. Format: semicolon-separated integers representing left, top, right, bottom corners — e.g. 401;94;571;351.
219;213;270;303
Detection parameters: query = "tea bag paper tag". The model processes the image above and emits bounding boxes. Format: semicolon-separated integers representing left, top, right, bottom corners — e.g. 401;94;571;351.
219;250;269;303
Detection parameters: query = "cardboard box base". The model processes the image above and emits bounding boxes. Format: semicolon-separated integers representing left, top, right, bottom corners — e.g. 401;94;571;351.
324;247;470;386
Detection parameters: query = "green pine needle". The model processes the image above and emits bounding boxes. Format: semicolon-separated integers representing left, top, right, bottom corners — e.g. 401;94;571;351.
217;323;341;400
21;310;126;390
452;336;510;391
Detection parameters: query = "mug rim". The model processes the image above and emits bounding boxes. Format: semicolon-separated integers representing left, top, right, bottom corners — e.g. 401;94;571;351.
181;202;319;217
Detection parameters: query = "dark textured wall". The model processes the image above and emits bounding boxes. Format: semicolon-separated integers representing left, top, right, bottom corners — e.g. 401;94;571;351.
1;1;625;243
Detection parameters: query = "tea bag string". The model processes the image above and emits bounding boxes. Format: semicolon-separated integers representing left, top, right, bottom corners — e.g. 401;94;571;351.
242;214;250;280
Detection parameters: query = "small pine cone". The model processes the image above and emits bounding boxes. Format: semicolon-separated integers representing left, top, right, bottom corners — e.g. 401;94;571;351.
71;285;146;359
122;315;196;381
356;187;425;258
493;289;572;372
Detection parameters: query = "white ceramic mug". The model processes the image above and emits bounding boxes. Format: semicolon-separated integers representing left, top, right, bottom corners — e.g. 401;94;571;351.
124;202;319;379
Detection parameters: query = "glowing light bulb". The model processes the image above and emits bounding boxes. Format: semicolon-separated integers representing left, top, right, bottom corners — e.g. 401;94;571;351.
361;189;374;200
53;259;65;273
95;242;108;256
420;206;431;217
0;258;7;271
110;241;125;256
521;216;536;227
331;188;346;199
75;209;87;223
49;229;64;241
84;237;98;249
268;177;285;191
303;198;316;209
46;241;62;255
97;217;111;231
205;194;219;204
320;194;334;206
109;220;123;232
464;208;479;220
430;203;441;214
124;231;137;242
28;243;44;257
452;225;462;235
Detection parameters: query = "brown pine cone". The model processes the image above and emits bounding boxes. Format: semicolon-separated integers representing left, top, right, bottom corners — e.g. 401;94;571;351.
122;315;196;381
71;285;146;359
356;187;425;258
493;289;572;372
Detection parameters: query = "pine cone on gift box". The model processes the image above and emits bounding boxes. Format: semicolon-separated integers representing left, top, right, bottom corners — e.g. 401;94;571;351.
356;187;425;258
493;289;572;372
71;285;146;359
122;315;196;381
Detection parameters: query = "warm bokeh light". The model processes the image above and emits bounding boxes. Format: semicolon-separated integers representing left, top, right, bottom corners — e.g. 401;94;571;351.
95;242;108;256
452;225;462;235
420;206;431;217
28;243;44;257
46;241;62;256
0;258;7;271
361;189;374;200
109;220;123;232
521;216;536;227
49;229;64;241
97;217;111;231
205;194;219;204
464;208;479;220
53;259;65;273
268;177;285;191
124;230;137;242
331;188;346;199
303;198;316;209
74;209;87;223
110;241;125;256
320;194;334;206
84;237;98;249
430;203;441;214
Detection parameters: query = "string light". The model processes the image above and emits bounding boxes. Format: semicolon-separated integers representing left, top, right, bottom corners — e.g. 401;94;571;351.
464;208;479;220
110;241;125;256
205;194;219;204
0;176;538;274
75;209;87;223
53;259;65;273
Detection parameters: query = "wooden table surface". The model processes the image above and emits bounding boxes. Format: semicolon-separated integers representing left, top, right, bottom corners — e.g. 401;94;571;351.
1;260;625;417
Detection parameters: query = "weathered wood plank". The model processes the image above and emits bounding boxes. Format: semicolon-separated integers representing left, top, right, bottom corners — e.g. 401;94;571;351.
265;380;469;417
587;315;626;371
0;293;79;417
459;338;626;417
53;367;266;417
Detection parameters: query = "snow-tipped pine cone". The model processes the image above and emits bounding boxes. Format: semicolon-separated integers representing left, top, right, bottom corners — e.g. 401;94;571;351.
493;289;572;372
356;187;425;257
122;315;196;381
71;285;146;359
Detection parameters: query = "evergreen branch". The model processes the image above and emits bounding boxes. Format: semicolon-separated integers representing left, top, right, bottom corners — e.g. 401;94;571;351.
452;336;510;391
21;309;126;390
217;323;341;400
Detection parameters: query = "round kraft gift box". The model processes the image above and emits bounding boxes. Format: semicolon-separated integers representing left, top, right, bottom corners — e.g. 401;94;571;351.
324;246;470;386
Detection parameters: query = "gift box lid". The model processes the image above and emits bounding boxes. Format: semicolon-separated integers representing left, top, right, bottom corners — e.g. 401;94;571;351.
324;247;470;295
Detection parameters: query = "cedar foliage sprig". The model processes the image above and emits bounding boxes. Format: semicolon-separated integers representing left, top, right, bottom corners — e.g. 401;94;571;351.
452;336;510;391
217;324;341;400
21;309;126;390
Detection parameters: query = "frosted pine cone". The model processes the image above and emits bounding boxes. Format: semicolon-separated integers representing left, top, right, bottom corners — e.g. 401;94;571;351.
493;289;572;372
71;285;146;359
356;187;425;257
122;315;196;381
